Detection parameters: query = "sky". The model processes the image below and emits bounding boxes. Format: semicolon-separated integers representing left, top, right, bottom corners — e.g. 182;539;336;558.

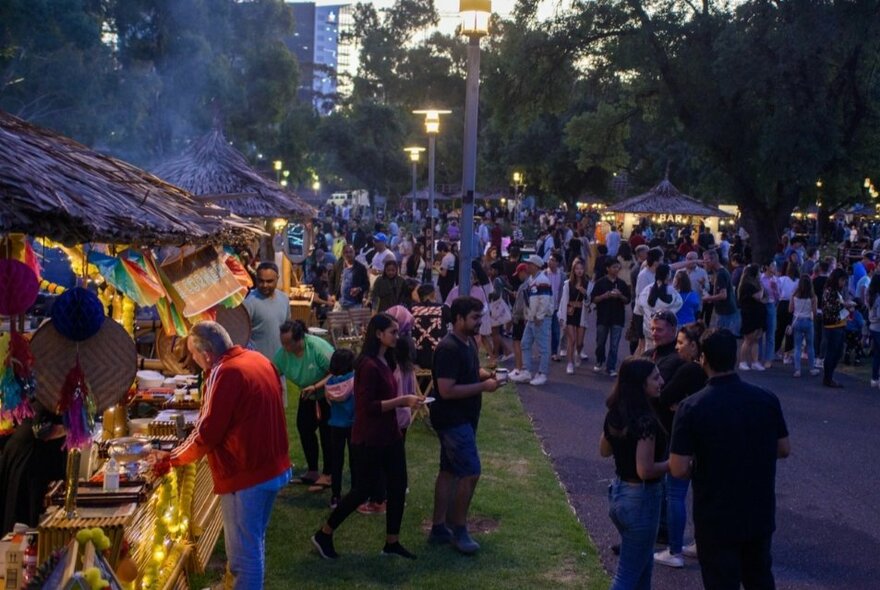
306;1;574;34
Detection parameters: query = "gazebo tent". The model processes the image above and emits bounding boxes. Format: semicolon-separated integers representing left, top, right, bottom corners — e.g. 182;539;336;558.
0;110;255;245
607;178;732;237
153;129;314;219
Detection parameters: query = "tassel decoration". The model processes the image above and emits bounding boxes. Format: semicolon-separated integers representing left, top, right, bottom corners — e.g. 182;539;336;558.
0;331;35;424
58;359;96;450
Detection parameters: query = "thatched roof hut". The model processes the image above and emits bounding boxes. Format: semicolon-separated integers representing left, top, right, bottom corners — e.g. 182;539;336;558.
153;129;314;219
0;110;255;245
607;178;731;217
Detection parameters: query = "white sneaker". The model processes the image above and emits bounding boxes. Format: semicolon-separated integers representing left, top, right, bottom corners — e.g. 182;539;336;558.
608;370;618;377
751;362;765;371
580;349;589;360
654;549;685;568
872;379;880;388
793;371;801;377
529;373;548;386
809;369;821;376
593;364;604;373
573;355;582;367
559;349;567;358
510;370;532;383
682;542;698;558
738;362;751;371
783;355;793;365
815;358;824;368
566;363;574;375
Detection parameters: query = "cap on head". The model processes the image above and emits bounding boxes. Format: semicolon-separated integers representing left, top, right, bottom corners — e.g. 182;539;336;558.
526;254;544;268
374;233;388;243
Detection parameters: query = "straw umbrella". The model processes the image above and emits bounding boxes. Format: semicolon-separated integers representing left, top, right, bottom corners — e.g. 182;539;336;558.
0;110;253;245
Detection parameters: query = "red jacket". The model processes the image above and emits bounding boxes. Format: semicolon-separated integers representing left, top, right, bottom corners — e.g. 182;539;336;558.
171;346;290;494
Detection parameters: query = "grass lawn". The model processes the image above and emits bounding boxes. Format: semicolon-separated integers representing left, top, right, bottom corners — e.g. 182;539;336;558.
192;383;608;589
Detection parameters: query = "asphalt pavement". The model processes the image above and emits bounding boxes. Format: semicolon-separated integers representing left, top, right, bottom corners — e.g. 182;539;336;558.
513;322;880;590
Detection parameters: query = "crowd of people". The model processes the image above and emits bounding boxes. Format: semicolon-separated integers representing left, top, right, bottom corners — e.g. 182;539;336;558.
170;200;880;588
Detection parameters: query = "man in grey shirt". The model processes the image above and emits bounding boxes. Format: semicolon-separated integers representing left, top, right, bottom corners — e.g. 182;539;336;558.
243;262;291;360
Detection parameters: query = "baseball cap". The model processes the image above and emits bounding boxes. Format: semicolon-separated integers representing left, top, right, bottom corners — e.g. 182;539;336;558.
515;263;529;275
373;232;388;243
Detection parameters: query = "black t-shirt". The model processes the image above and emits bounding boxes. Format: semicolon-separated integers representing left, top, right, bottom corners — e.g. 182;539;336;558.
813;275;828;308
712;267;737;315
592;276;631;326
671;373;789;544
431;333;482;430
738;281;764;319
603;411;667;483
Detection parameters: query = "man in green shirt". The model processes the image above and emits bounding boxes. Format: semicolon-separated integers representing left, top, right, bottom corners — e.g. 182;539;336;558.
273;320;335;487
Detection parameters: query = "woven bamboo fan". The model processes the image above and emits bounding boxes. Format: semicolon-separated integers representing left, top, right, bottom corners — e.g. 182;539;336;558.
31;319;137;413
156;304;250;375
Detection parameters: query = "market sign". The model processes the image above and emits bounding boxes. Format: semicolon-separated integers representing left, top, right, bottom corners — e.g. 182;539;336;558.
160;246;245;317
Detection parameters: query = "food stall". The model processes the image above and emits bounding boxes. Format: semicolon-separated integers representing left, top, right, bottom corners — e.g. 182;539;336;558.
0;110;263;589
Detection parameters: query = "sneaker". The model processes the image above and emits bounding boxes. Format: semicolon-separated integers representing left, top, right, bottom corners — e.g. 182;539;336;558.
654;549;685;568
529;373;548;386
783;355;793;365
566;362;574;375
559;349;567;358
428;524;454;545
452;528;481;555
793;371;801;377
751;362;765;371
682;542;698;558
815;358;824;368
382;542;417;559
510;370;532;383
357;501;386;515
551;354;561;362
607;370;618;378
329;496;340;510
593;363;604;373
580;349;590;360
573;355;582;367
738;362;751;371
311;530;339;560
809;369;821;376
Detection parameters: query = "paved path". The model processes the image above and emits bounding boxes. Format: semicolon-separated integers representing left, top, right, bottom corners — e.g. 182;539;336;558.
514;325;880;589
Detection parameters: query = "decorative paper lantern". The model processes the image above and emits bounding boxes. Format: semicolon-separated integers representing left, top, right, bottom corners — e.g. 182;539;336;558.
51;287;105;342
0;258;39;315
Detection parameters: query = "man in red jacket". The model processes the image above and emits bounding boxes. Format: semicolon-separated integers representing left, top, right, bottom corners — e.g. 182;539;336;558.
170;321;291;589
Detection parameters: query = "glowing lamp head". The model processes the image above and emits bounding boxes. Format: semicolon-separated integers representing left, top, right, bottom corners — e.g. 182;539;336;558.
273;160;282;172
404;147;425;163
460;0;491;37
513;171;522;184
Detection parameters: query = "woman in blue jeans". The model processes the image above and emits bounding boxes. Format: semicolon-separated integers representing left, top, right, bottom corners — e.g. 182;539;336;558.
600;359;668;590
821;268;854;388
790;275;820;377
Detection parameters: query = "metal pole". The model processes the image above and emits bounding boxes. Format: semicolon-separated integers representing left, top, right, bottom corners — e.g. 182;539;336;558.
411;160;418;219
427;134;437;270
458;35;481;295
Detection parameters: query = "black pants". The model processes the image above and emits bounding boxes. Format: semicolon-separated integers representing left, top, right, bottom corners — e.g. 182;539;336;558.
297;397;331;475
775;303;793;354
329;426;353;498
327;440;408;536
699;535;775;590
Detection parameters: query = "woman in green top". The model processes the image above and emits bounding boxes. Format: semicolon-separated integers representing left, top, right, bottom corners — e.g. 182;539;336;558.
274;320;335;487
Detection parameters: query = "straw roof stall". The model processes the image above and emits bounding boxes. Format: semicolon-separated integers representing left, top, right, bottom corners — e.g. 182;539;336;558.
606;178;732;237
607;178;732;217
0;110;257;245
153;129;314;219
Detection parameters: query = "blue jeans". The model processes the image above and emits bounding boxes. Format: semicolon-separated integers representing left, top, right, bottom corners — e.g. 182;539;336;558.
522;318;551;375
550;311;561;356
595;323;623;372
608;479;663;590
716;311;740;337
221;468;291;589
871;330;880;380
823;327;845;382
665;474;690;555
760;302;777;362
792;318;815;373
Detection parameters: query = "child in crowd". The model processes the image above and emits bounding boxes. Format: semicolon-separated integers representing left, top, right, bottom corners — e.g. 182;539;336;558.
325;348;356;509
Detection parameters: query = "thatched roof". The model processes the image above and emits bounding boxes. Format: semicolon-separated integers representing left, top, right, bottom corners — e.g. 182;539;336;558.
607;179;732;217
153;129;315;219
0;110;257;245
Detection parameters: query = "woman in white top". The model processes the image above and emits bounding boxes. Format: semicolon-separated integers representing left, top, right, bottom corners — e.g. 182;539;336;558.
637;264;683;350
789;275;820;377
775;262;799;364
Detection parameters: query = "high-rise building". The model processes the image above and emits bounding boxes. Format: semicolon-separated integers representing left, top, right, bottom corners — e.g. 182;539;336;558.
286;2;355;115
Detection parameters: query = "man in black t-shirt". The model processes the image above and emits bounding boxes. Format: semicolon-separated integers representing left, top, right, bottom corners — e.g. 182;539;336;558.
703;249;739;334
591;259;631;376
430;297;499;555
670;329;790;589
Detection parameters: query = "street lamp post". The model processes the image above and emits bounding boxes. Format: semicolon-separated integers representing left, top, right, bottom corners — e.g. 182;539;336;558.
413;109;451;270
404;147;426;220
512;171;524;223
457;0;491;295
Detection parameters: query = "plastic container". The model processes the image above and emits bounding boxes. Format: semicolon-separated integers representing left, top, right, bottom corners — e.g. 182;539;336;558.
103;458;120;493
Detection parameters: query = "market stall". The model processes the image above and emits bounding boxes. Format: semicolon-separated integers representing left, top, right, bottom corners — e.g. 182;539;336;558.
0;109;261;589
606;177;733;237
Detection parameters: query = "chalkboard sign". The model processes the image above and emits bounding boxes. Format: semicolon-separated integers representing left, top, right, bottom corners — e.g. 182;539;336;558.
161;246;245;318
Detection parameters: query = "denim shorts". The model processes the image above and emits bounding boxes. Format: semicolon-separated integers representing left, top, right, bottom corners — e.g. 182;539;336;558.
437;423;481;477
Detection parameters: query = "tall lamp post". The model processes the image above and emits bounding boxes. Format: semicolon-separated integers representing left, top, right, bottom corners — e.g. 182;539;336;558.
512;170;524;222
404;147;426;220
413;109;451;269
457;0;491;294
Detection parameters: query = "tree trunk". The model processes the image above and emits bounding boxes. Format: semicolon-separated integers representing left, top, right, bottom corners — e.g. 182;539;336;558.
738;186;800;265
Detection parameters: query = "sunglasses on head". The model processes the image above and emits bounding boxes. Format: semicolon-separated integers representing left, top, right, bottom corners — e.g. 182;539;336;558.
651;311;677;325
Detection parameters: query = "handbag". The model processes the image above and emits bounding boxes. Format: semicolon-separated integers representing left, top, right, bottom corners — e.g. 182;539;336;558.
489;296;512;325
